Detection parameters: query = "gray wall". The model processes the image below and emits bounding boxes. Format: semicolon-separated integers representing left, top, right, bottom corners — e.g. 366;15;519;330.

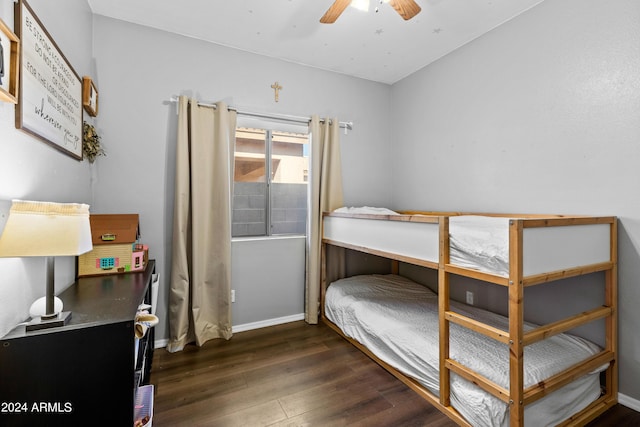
231;236;305;328
390;0;640;404
90;15;393;342
0;0;94;338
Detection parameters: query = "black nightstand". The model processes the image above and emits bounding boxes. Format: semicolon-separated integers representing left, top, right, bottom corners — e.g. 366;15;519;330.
0;260;156;426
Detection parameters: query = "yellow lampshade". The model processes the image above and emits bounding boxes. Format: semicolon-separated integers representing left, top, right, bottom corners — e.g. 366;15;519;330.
0;200;93;257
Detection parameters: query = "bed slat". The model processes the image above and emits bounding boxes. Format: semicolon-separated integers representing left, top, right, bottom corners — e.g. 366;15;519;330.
521;216;616;228
445;359;510;403
444;263;510;286
523;350;614;405
523;261;614;287
444;310;510;344
557;395;617;427
523;306;613;346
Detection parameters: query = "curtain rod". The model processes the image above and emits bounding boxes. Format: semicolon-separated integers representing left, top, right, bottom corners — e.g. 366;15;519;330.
169;96;353;132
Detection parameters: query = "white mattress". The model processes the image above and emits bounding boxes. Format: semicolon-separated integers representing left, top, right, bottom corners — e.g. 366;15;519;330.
449;215;511;276
333;206;400;216
325;274;605;427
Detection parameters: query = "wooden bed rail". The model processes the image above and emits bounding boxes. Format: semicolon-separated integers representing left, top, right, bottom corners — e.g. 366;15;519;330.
445;359;510;403
444;310;511;343
322;237;439;270
444;261;615;287
444;305;613;347
523;261;615;287
523;306;613;346
523;350;615;406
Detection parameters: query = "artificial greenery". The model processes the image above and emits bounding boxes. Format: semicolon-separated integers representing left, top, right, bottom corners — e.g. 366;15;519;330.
83;122;105;163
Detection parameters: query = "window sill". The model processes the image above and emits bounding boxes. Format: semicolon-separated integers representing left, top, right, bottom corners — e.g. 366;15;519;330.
232;234;306;243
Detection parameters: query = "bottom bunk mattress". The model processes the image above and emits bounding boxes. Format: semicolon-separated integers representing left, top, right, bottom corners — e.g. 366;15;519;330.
324;274;605;427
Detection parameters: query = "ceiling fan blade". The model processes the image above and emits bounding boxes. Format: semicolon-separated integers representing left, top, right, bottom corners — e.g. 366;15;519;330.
320;0;351;23
389;0;422;20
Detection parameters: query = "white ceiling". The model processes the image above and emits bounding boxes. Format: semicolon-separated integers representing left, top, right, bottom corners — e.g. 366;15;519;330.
87;0;544;85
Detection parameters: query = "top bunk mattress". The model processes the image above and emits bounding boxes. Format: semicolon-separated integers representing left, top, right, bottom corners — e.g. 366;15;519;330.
324;207;612;277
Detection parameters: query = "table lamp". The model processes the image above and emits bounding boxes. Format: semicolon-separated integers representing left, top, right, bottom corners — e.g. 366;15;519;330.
0;200;93;331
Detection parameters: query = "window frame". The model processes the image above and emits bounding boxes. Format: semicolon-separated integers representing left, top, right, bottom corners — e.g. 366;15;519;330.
233;120;309;238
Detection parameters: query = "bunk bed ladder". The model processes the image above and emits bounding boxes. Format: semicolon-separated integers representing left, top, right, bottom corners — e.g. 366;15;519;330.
439;216;513;422
441;217;619;427
439;217;527;425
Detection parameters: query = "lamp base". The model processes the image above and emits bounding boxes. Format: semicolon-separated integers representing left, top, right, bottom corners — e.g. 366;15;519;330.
26;311;72;332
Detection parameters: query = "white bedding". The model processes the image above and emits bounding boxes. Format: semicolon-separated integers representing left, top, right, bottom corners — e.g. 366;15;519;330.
333;206;401;216
325;274;604;427
332;208;512;276
449;215;511;276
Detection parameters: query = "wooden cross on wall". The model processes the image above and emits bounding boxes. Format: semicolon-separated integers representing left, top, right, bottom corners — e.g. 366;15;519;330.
271;81;282;102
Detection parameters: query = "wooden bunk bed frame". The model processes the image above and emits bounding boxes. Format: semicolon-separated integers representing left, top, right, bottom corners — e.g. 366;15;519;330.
320;210;617;427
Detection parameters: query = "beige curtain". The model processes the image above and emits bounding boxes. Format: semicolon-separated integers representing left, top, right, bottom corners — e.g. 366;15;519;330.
306;116;344;324
167;96;237;352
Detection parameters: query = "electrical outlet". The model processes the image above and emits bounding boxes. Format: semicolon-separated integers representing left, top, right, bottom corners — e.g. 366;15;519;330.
231;289;236;303
466;291;474;305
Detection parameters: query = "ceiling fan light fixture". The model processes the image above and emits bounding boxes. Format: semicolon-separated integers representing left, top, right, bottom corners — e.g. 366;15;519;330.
320;0;420;24
350;0;370;12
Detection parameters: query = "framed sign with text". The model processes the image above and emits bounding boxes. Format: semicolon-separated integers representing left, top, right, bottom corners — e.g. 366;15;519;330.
14;0;83;160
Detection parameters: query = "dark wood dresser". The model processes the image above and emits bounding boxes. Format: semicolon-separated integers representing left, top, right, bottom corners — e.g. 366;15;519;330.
0;260;156;426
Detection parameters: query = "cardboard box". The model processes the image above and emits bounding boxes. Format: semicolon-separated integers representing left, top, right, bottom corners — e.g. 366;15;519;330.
77;214;148;277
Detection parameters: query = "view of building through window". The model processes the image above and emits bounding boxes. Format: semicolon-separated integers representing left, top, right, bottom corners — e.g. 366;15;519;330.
233;127;309;237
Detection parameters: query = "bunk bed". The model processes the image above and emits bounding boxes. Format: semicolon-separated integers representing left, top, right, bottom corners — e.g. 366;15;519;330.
320;208;617;427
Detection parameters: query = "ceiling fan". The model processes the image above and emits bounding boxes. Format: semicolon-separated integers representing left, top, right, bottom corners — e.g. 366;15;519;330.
320;0;421;23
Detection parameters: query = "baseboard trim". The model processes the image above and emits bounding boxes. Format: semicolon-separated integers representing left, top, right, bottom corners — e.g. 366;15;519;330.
619;393;640;412
154;313;306;349
232;313;306;333
154;337;168;349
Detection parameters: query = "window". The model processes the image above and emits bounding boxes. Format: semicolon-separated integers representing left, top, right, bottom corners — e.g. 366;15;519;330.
99;257;117;270
233;125;309;237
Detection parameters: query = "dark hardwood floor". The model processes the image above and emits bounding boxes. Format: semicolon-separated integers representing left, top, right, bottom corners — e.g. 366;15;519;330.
150;321;638;426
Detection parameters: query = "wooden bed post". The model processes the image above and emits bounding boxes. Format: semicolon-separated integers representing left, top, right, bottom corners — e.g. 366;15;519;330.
508;219;525;427
605;219;618;402
320;241;327;320
439;216;451;407
391;259;400;275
